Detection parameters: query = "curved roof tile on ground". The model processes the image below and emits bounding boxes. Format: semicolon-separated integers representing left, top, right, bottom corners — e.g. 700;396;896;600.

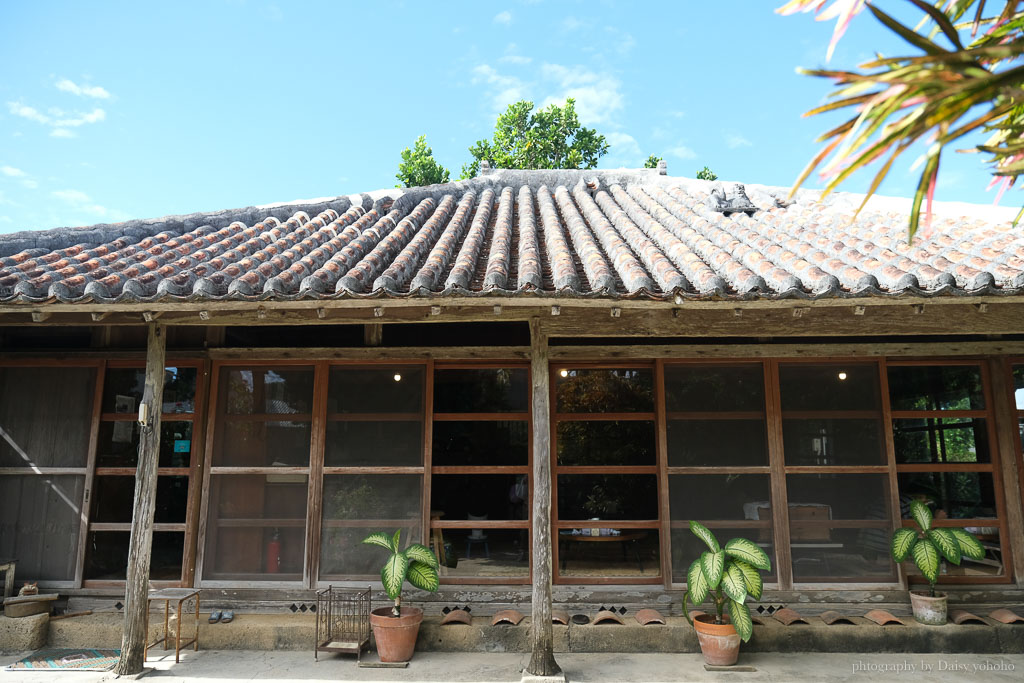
1;169;1022;305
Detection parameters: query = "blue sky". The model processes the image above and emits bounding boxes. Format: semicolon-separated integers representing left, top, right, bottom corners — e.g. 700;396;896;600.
0;0;1011;233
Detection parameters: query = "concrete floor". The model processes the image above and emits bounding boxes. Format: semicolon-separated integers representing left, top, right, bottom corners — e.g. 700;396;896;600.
1;650;1022;682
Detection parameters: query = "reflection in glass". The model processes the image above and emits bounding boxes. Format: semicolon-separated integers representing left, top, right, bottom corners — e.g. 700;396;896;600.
557;474;658;520
893;418;990;464
322;475;421;521
782;419;885;466
1014;366;1024;409
325;421;421;467
431;475;528;521
91;475;188;524
667;420;767;467
434;369;528;413
559;529;660;578
222;367;314;415
557;421;655;466
897;472;997;519
215;420;312;466
328;367;423;414
0;475;84;581
669;474;771;521
555;369;654;413
671;528;775;583
433;529;530;578
319;524;421;578
432;421;527;466
103;367;197;414
0;367;95;468
785;474;890;520
888;365;984;411
96;421;193;468
780;364;880;411
790;526;895;581
665;364;764;412
84;530;184;581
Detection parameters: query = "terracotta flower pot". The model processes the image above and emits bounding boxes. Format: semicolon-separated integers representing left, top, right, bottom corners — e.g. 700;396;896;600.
909;590;947;626
692;613;741;666
370;606;424;662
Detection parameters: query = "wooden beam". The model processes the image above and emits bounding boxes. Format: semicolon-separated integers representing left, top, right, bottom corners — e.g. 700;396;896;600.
114;324;166;675
526;318;561;677
207;346;530;361
30;311;50;323
363;323;383;347
987;359;1024;587
549;341;1024;359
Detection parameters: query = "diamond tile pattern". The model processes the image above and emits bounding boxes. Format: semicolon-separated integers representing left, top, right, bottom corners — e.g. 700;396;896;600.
2;173;1022;304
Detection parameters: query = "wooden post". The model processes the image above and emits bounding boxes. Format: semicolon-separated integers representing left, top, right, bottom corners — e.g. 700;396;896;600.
526;318;561;677
115;324;166;675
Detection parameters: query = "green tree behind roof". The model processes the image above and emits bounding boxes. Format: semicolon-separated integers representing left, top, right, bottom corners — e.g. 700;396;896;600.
396;135;450;188
644;155;663;169
460;99;610;179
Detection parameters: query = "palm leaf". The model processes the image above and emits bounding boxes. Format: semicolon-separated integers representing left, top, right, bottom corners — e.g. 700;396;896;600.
727;598;754;643
949;528;986;560
732;559;764;601
687;558;710;606
363;532;397;552
910;538;940;585
689;520;720;552
405;561;439;593
891;528;918;562
724;537;771;571
721;562;748;604
909;500;933;532
381;551;408;600
701;550;725;590
404;543;439;569
927;528;963;565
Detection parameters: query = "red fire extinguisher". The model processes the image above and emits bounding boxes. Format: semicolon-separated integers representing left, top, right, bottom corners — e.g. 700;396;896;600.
266;529;281;574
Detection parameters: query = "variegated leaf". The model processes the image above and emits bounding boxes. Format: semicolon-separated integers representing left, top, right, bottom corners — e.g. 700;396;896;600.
927;528;961;565
405;543;439;569
392;529;402;550
381;550;408;600
700;550;725;589
732;559;763;601
405;561;439;593
687;558;709;606
891;528;917;562
910;500;932;532
721;562;748;604
363;532;396;552
727;598;754;643
950;528;986;561
689;520;721;552
724;537;771;571
911;538;940;585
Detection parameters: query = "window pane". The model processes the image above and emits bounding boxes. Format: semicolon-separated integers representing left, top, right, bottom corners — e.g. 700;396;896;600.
557;421;655;466
432;421;527;466
0;366;95;468
888;365;984;411
214;420;311;467
96;421;193;468
893;418;990;464
782;419;885;466
90;475;188;524
557;474;658;520
203;474;308;581
431;474;528;521
319;524;421;579
1013;366;1024;409
901;526;1003;578
665;364;764;412
672;527;775;583
555;369;654;413
221;367;314;415
325;421;422;467
0;475;84;581
668;419;767;467
558;529;660;579
432;529;529;578
328;366;423;414
434;369;528;413
84;530;184;581
790;526;895;581
786;474;891;520
897;472;998;519
102;367;197;414
669;474;771;521
780;364;880;411
323;475;421;521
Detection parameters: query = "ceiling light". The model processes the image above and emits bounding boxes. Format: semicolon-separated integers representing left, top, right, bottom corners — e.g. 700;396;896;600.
393;373;402;382
838;372;847;381
559;369;569;378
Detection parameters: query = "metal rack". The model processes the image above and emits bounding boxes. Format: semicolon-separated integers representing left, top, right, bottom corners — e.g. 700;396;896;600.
314;586;371;663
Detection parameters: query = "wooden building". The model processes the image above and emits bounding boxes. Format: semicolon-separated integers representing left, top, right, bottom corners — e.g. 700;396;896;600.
2;168;1023;616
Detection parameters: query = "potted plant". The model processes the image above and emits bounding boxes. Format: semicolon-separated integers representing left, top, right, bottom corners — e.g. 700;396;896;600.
362;530;440;662
890;500;985;625
682;521;771;666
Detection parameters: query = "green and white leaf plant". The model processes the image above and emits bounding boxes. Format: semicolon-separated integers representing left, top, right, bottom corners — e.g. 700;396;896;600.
891;500;986;597
683;521;772;643
362;530;440;616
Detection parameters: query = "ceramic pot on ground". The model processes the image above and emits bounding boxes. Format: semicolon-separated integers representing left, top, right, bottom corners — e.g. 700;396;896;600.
370;606;424;662
909;591;947;625
692;613;741;666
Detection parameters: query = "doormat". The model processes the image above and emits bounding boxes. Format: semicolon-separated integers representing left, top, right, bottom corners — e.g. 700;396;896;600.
5;648;120;671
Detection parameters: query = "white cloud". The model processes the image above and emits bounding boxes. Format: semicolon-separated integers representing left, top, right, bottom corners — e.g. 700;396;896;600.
540;63;623;125
0;216;11;223
1;166;26;177
21;179;38;189
7;101;50;124
52;189;128;221
55;108;105;127
493;10;511;25
606;132;640;157
669;145;697;160
53;189;91;203
500;54;532;65
471;64;528;113
725;133;752;149
50;128;75;138
562;16;588;31
8;99;105;137
55;78;110;99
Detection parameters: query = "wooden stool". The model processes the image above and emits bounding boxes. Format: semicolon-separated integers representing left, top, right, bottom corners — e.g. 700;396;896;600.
146;588;200;663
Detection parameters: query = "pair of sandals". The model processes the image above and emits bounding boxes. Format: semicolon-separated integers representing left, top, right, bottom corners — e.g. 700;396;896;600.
208;610;234;624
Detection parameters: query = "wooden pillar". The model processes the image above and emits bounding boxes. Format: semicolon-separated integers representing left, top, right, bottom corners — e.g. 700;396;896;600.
115;324;166;675
526;318;561;677
987;359;1024;586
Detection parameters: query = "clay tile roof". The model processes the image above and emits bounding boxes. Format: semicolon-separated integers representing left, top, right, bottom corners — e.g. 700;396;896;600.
2;168;1023;304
